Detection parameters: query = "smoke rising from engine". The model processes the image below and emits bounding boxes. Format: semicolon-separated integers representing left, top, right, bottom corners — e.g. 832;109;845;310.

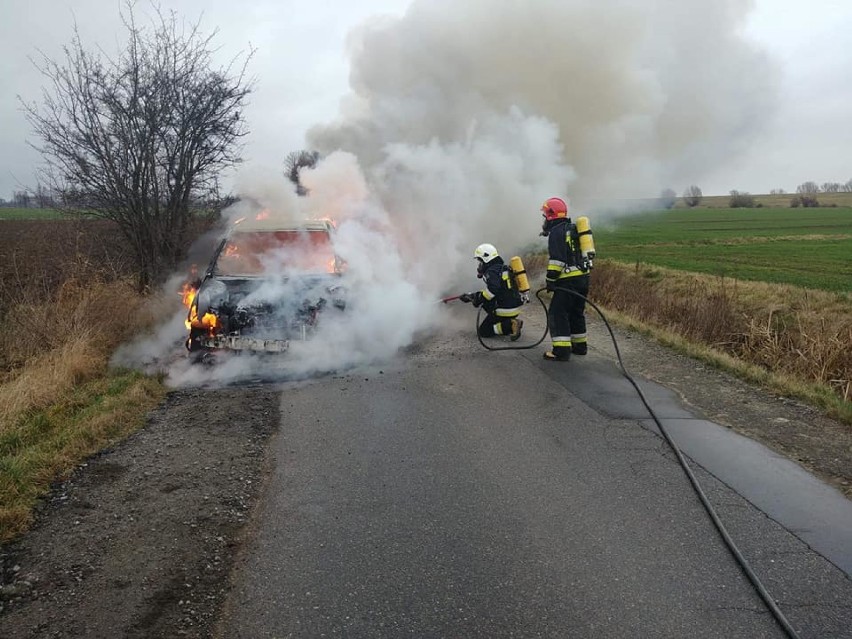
115;0;776;385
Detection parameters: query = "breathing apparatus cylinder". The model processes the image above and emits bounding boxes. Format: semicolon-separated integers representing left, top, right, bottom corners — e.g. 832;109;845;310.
576;216;595;261
509;256;530;297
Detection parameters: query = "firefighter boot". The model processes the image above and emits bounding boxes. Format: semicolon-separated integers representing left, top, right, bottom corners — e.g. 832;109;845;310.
572;342;588;355
510;319;524;342
543;348;571;361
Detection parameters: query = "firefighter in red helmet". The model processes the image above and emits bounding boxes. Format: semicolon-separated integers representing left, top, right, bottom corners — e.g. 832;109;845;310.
540;196;592;361
459;243;524;340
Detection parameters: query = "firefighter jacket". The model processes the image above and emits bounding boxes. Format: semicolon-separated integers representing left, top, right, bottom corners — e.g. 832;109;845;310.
473;257;523;315
545;219;589;284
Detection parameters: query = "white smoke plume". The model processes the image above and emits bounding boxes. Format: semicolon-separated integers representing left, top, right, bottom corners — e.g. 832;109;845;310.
115;0;776;385
115;152;450;386
309;0;775;214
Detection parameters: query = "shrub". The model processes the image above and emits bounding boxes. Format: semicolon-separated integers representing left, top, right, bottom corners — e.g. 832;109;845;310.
729;190;755;208
683;185;703;207
659;188;677;209
790;195;820;208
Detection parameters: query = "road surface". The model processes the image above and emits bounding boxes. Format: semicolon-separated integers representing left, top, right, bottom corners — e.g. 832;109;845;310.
217;315;852;638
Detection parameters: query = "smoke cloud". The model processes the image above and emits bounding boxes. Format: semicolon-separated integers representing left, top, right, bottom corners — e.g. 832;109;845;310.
310;0;775;211
116;0;776;385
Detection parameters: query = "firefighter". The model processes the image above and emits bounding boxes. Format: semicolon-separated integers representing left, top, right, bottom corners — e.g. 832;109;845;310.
459;243;524;340
540;196;592;361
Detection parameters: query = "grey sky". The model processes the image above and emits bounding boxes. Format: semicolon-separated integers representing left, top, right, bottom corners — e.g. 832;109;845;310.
0;0;849;200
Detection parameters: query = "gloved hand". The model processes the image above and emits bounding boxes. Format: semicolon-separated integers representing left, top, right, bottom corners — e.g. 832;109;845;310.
546;280;556;292
459;293;473;303
471;293;483;307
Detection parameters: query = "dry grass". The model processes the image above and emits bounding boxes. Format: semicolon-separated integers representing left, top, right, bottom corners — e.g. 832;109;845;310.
682;192;852;209
0;217;208;542
587;260;852;421
0;267;176;541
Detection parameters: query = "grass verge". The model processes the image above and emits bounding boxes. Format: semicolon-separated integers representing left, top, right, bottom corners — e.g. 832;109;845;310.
525;255;851;424
0;371;165;543
595;305;852;426
0;270;178;543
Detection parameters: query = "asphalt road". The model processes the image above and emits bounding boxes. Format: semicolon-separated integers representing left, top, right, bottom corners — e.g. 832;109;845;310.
218;323;852;639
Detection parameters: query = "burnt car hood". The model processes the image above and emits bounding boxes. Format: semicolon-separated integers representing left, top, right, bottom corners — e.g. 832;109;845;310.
192;272;346;342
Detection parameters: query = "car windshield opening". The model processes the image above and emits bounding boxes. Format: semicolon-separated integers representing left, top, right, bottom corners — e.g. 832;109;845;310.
216;230;338;276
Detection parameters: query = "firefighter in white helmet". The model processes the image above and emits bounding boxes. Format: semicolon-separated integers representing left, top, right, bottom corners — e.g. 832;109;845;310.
459;243;524;340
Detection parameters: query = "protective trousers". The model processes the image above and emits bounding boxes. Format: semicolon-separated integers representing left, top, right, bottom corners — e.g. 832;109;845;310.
478;309;519;337
548;274;590;358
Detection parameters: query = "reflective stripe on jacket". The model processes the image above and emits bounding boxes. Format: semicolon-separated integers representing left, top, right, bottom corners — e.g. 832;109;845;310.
546;219;588;283
473;257;522;311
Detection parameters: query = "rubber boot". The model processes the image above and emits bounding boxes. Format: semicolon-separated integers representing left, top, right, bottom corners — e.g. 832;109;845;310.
572;342;588;355
543;348;571;361
510;319;524;342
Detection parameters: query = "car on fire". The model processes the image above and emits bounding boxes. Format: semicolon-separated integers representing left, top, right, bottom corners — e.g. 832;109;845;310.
184;216;346;357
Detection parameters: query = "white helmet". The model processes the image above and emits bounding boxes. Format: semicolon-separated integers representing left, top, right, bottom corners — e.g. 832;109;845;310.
474;243;499;263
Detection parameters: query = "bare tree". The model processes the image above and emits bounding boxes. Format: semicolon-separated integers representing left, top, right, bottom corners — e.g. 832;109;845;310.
284;150;321;196
796;181;820;194
659;188;677;209
23;5;253;289
844;179;852;193
769;188;786;195
821;182;841;193
13;191;31;208
682;185;702;207
33;184;55;208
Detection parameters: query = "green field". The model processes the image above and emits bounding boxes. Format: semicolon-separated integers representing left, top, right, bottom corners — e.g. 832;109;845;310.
595;207;852;293
0;208;65;220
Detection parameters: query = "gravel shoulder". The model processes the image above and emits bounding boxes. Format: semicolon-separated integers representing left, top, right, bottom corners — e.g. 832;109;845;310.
588;315;852;499
0;387;280;639
1;308;850;638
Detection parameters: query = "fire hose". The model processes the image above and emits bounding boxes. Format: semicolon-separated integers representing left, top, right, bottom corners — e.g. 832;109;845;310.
448;283;802;639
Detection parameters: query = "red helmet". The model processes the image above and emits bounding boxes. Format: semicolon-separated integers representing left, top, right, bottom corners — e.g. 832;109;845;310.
541;197;568;221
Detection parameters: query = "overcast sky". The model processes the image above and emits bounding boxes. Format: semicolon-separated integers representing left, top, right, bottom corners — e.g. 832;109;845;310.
0;0;850;201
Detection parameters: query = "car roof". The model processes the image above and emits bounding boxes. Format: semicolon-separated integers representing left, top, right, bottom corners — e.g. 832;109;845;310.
230;217;334;234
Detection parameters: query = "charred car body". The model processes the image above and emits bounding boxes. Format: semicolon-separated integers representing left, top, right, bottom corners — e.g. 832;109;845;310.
185;218;345;356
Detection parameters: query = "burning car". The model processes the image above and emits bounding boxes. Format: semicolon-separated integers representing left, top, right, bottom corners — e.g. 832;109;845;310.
183;216;345;357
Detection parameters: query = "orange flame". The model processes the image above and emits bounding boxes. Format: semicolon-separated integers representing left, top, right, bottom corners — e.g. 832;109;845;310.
255;210;270;221
185;300;219;335
180;265;200;308
180;282;197;308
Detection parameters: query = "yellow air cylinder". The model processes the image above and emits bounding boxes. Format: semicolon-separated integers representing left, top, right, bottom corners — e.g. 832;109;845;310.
576;216;595;259
509;256;530;294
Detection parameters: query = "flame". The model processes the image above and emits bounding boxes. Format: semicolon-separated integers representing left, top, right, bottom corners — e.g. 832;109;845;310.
180;265;200;308
255;210;270;221
180;282;197;308
224;243;239;257
182;265;218;335
185;300;219;334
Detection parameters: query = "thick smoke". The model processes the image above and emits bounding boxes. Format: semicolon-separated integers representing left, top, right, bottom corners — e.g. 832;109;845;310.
115;152;452;386
309;0;775;217
116;0;776;385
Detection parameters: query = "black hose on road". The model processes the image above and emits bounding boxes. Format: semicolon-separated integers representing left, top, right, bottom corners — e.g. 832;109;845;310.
472;284;802;639
473;287;550;351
